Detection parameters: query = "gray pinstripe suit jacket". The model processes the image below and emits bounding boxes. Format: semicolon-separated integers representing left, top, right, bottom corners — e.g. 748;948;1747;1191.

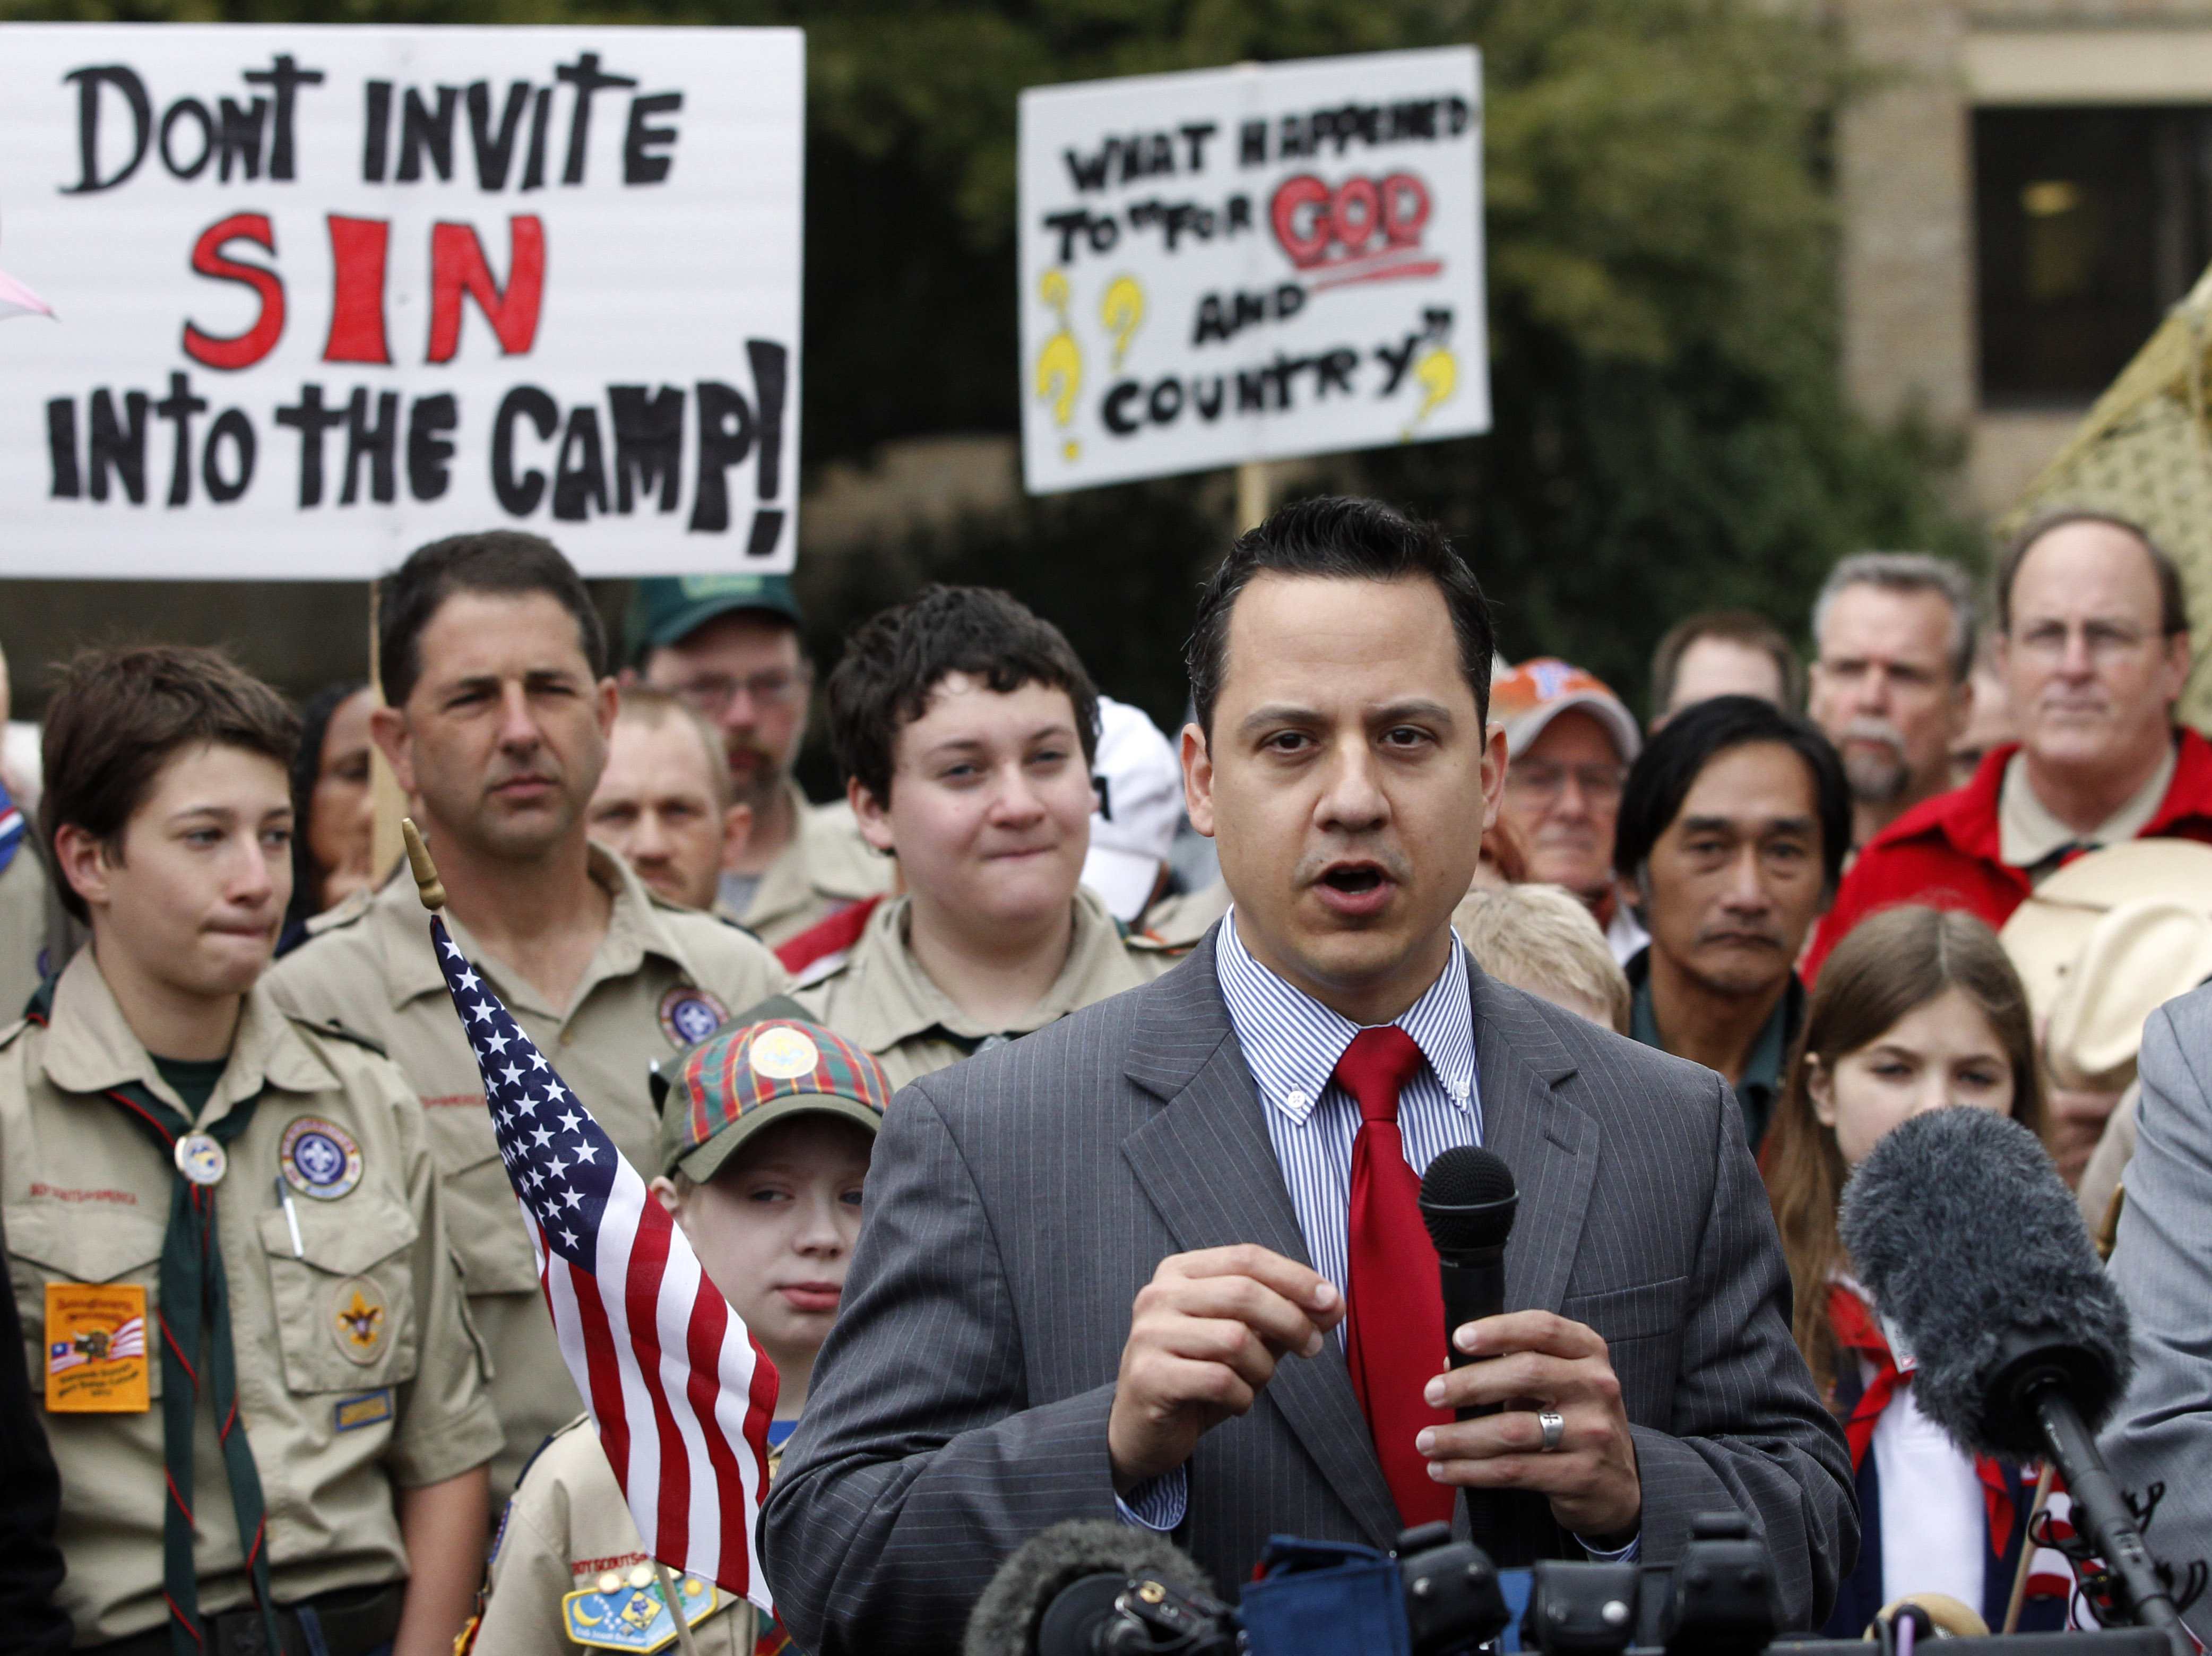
761;933;1856;1653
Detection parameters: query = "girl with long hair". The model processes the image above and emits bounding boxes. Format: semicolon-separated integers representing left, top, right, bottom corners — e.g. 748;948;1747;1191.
1764;903;2063;1635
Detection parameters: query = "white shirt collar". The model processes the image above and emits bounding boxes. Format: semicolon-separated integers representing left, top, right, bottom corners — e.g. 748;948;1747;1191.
1214;907;1476;1125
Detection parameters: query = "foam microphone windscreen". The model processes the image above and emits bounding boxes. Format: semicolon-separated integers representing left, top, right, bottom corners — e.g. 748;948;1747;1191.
1838;1107;2133;1461
961;1519;1215;1656
1419;1144;1518;1255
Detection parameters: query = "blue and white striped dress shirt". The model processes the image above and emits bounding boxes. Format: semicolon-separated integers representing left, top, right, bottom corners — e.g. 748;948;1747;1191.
1118;912;1638;1561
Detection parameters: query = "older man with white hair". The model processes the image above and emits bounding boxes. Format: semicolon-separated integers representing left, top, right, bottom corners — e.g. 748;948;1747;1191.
1806;552;1976;854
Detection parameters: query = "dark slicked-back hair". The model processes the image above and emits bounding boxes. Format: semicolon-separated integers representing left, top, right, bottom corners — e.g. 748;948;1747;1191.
1185;496;1494;735
42;645;301;923
1613;693;1850;898
828;585;1100;808
378;530;607;709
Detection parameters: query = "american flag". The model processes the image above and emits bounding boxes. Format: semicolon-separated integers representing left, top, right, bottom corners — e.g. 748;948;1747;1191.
427;914;779;1612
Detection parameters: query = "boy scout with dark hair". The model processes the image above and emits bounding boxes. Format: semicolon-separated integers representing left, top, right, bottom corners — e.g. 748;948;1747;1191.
270;532;789;1509
465;1012;888;1656
1;645;499;1654
792;585;1178;1086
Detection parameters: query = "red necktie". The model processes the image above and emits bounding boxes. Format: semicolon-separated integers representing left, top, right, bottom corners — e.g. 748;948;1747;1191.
1827;1283;2015;1555
1336;1025;1455;1529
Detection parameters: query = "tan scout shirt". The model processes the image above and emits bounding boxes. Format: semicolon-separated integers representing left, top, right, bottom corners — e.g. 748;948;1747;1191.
472;1417;754;1656
0;846;76;1020
267;844;788;1505
792;886;1181;1090
728;782;893;946
0;951;500;1646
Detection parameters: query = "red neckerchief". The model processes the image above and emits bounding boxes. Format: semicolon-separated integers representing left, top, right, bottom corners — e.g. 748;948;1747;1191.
1829;1283;2015;1556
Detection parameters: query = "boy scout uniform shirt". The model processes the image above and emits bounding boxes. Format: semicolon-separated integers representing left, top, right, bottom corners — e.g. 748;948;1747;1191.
791;885;1181;1090
267;843;789;1506
724;783;893;947
472;1417;754;1656
0;950;501;1646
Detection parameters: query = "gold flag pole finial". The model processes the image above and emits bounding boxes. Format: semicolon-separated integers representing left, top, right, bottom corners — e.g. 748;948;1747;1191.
400;817;445;912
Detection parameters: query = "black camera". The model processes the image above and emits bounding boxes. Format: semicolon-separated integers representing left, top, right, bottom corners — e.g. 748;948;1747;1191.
1030;1521;1509;1656
1522;1514;1774;1656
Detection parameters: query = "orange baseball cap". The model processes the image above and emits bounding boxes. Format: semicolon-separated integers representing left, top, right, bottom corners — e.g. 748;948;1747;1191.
1490;658;1640;762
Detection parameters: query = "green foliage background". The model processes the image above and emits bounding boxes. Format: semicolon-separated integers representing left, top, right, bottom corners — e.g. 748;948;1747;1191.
3;0;1980;735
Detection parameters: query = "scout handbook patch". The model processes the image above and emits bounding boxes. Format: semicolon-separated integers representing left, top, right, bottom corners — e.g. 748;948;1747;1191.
563;1563;722;1652
46;1282;149;1412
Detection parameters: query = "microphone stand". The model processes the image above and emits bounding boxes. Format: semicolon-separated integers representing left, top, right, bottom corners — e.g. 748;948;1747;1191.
2029;1383;2189;1651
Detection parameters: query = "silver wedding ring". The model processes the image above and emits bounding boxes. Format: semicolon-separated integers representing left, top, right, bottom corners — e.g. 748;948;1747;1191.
1536;1409;1566;1453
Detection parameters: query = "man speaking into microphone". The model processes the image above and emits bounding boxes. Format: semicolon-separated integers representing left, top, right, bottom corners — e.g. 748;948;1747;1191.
762;499;1855;1651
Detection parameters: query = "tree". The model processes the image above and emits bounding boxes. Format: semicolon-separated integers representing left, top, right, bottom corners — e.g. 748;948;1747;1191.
2;0;1975;727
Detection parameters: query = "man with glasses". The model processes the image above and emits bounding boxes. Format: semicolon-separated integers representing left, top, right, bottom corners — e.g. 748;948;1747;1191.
630;576;891;945
1807;511;2208;978
1491;660;1646;962
1804;512;2210;1179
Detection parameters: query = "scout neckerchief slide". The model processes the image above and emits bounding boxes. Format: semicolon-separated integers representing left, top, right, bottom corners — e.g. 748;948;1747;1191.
25;980;285;1656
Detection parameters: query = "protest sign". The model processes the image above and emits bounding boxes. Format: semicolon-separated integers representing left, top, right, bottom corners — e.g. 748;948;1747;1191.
1017;48;1488;495
0;24;801;577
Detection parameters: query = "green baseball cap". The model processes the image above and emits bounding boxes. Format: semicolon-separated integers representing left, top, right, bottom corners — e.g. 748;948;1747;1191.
627;574;803;665
656;1005;889;1184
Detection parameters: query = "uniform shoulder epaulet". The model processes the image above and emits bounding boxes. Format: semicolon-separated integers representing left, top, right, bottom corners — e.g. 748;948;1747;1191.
647;887;767;944
304;886;375;937
290;1013;389;1058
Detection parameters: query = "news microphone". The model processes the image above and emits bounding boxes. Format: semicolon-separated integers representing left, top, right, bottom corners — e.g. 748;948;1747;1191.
1420;1146;1518;1421
962;1519;1225;1656
1839;1107;2185;1645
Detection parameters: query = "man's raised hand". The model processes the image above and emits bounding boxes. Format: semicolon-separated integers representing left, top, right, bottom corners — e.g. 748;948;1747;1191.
1107;1245;1343;1493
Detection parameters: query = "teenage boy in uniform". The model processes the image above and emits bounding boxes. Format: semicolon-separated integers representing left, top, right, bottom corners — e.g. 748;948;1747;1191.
793;586;1179;1088
1;646;499;1655
465;1012;887;1656
271;533;789;1507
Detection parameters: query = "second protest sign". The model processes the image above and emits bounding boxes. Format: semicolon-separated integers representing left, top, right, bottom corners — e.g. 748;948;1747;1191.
1017;47;1490;494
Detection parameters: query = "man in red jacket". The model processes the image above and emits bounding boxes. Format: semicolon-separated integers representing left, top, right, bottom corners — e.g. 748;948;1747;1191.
1805;511;2208;1169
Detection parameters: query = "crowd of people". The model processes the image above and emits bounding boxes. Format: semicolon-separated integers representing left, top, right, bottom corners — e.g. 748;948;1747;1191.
5;497;2212;1655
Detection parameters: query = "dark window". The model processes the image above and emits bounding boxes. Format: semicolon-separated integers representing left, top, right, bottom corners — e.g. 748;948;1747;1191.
1975;107;2212;407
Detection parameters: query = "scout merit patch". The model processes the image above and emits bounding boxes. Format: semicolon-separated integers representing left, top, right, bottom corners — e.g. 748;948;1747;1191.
562;1564;720;1653
331;1278;387;1364
332;1388;393;1432
45;1282;149;1412
658;985;729;1049
280;1116;363;1201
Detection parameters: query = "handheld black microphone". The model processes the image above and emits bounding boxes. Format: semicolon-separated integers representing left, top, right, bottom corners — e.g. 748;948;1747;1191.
1419;1146;1518;1422
1839;1107;2187;1647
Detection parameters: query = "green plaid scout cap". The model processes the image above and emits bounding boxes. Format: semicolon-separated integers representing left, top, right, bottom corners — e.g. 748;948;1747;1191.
659;1008;889;1183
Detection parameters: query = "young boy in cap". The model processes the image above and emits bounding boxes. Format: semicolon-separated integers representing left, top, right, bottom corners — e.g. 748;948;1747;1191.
2;645;499;1655
465;1011;888;1656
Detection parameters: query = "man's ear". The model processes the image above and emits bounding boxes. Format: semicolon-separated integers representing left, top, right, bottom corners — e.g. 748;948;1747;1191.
368;703;416;798
1479;722;1508;833
849;775;895;855
594;676;620;739
52;823;113;916
1180;723;1215;839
